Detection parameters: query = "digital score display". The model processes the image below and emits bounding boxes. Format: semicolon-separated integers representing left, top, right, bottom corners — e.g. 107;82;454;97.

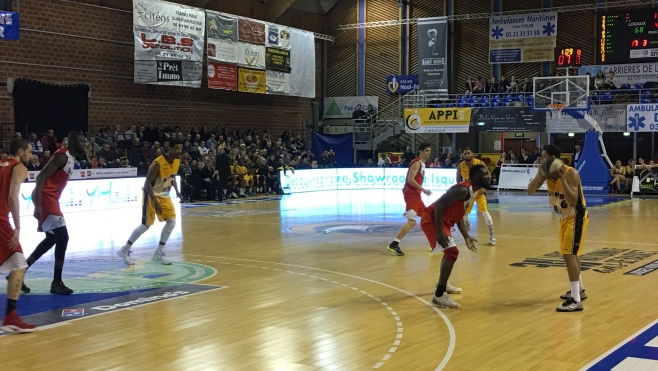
555;48;582;67
599;10;658;64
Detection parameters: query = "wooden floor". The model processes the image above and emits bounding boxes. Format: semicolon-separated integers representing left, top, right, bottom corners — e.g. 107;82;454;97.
1;190;658;371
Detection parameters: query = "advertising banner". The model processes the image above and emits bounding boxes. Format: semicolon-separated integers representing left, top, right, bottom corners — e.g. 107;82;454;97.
238;17;265;44
0;12;19;40
266;23;291;49
207;62;237;91
266;47;291;72
632;166;658;194
498;164;547;191
27;168;138;182
488;12;557;63
238;68;266;94
417;17;449;92
579;62;658;87
290;28;316;98
626;104;658;132
546;104;628;133
279;168;457;194
323;96;379;119
238;42;266;69
472;107;545;132
403;108;471;133
266;70;290;95
386;74;419;95
133;0;205;87
205;11;238;63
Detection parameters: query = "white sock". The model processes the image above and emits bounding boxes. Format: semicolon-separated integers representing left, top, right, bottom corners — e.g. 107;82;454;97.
579;275;584;291
394;238;400;243
570;281;581;302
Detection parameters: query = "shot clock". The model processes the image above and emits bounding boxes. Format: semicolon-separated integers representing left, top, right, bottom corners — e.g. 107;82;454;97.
599;10;658;64
555;48;582;67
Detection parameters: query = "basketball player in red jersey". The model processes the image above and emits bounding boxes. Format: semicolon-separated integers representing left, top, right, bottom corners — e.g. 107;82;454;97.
0;139;36;333
421;164;490;308
388;143;432;256
21;131;86;295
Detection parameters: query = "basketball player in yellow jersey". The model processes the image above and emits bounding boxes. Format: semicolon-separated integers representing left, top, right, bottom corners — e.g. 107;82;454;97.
117;140;183;266
457;149;496;245
528;144;588;312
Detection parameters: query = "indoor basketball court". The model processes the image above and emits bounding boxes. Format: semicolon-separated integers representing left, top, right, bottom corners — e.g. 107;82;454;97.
1;190;657;371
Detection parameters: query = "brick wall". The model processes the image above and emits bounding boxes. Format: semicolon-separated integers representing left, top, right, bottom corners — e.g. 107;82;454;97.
0;0;321;138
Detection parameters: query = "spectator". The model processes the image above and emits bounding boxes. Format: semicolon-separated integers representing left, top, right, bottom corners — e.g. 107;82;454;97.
594;70;606;90
508;153;518;164
152;141;161;155
464;77;474;94
609;160;626;193
366;158;376;167
29;133;44;156
138;141;152;164
114;125;125;142
401;147;415;166
191;160;214;200
144;124;156;143
506;76;517;93
573;145;583;166
626;159;635;191
97;156;108;169
58;138;69;149
520;77;533;93
487;77;498;93
352;104;366;120
518;149;531;164
14;132;22;139
136;125;146;141
377;152;390;167
124;124;137;140
429;158;441;168
97;143;116;162
605;72;617;89
85;144;95;162
89;136;101;153
41;128;58;153
39;150;52;167
473;77;486;93
491;152;508;185
206;134;217;149
498;75;509;93
311;160;318;169
27;155;42;171
215;146;238;200
366;104;377;124
442;158;455;168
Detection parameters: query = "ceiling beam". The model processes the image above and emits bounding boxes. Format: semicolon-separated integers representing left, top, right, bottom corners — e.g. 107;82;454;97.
193;0;210;8
266;0;297;22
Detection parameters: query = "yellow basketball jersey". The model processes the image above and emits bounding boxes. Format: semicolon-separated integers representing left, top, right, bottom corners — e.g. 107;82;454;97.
545;166;587;220
459;158;481;180
151;155;180;198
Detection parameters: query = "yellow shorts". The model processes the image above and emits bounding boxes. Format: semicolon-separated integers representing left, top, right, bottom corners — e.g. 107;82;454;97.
466;191;488;214
142;194;175;226
559;216;588;256
244;175;253;183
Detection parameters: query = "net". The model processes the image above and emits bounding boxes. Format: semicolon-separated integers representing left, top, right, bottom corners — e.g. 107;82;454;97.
548;103;564;119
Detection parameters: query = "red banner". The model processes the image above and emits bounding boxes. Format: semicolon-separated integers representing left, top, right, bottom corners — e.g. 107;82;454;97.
238;18;265;45
207;62;237;91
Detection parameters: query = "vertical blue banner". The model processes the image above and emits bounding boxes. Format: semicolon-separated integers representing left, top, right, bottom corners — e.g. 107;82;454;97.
0;12;20;40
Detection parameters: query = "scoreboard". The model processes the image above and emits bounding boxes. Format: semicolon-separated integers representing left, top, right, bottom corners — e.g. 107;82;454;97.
599;10;658;64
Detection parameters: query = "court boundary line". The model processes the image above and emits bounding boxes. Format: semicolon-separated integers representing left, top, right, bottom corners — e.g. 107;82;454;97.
186;254;456;371
579;318;658;370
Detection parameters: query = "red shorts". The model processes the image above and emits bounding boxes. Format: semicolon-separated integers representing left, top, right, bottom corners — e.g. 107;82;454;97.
403;193;426;220
420;211;457;252
35;193;65;233
0;220;27;274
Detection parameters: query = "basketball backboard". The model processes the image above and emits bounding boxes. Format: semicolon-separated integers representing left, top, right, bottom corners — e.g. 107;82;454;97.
532;75;590;111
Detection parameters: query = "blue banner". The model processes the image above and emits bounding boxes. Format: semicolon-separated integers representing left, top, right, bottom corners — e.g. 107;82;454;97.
385;74;419;95
0;12;19;40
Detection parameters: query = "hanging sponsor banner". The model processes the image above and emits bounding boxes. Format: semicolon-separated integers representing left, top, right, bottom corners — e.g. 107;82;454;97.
290;29;316;98
206;11;237;41
207;62;237;91
266;70;290;95
266;23;291;50
205;11;238;63
133;29;205;61
417;17;449;91
472;107;545;132
238;42;266;69
238;17;265;44
546;104;628;133
498;164;548;191
266;47;291;72
238;68;266;94
0;12;20;40
323;96;379;119
134;60;203;87
632;166;658;194
386;75;419;95
579;62;658;87
626;104;658;132
133;0;204;34
489;12;557;63
404;108;471;133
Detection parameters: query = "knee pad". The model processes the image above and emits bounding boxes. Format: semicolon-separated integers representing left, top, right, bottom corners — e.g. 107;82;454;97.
160;218;176;243
442;247;459;263
482;212;493;226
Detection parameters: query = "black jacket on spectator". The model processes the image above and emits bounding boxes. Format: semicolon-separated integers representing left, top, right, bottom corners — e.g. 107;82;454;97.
401;152;415;165
191;166;212;185
27;162;42;171
97;148;116;162
215;153;231;175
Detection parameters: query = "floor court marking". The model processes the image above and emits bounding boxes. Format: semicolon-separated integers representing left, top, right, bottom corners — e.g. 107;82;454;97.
214;260;402;370
186;254;456;371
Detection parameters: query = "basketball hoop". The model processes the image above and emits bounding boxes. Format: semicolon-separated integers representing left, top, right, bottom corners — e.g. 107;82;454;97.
548;103;565;119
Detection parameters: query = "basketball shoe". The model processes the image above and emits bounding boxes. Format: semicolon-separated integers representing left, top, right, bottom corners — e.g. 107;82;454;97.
387;241;405;256
432;293;460;309
50;281;73;295
152;247;172;265
116;246;135;266
560;290;587;301
446;282;462;294
1;310;35;334
556;298;583;312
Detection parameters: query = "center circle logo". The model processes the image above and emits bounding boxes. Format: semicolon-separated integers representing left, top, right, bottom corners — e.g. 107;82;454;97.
289;222;424;237
16;259;216;294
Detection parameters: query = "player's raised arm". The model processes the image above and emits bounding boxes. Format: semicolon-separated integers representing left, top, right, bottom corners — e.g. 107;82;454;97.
527;165;547;195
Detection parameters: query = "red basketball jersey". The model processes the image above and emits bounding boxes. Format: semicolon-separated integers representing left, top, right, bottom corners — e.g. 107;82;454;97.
403;157;425;196
427;181;474;226
0;159;20;223
42;148;74;200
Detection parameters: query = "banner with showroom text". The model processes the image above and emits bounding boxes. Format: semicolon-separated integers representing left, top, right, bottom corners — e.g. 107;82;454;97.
133;0;205;87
